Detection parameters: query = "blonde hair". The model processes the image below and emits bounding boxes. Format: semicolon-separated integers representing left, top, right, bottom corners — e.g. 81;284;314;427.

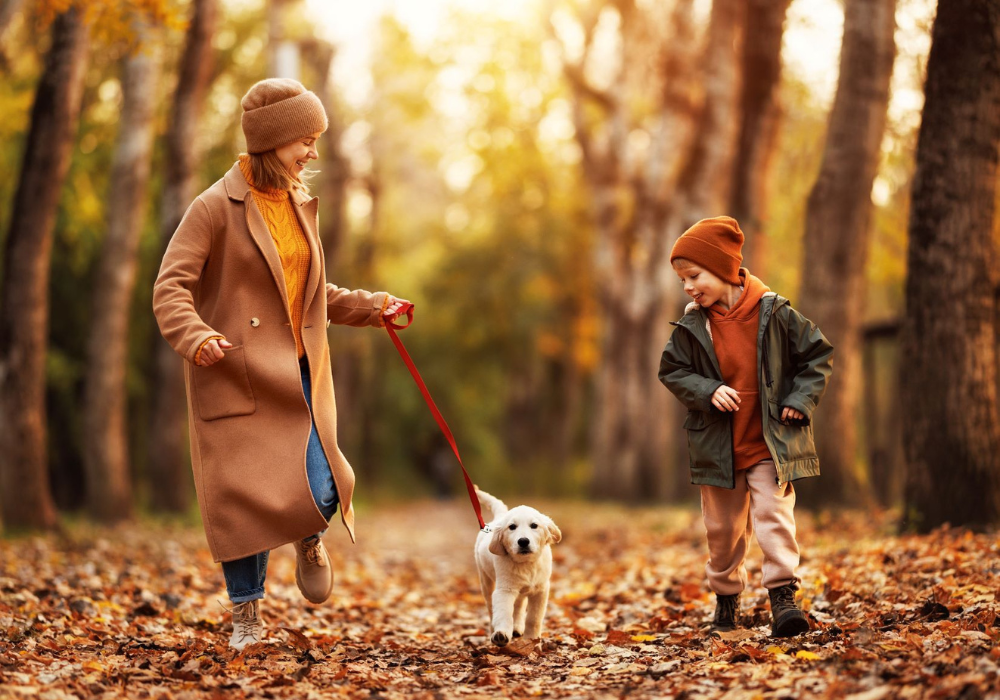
245;151;316;194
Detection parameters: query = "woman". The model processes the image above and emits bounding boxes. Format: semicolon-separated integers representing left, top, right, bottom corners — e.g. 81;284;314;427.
153;78;408;650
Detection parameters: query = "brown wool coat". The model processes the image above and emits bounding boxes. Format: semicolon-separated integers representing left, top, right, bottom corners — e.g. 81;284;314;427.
153;162;387;562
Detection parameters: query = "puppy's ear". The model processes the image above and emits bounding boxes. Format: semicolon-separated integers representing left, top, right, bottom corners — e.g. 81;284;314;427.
489;522;508;556
545;517;562;545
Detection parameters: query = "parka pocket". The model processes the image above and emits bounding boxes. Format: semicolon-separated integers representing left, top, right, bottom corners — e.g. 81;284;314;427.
193;345;256;421
767;400;815;462
683;410;727;472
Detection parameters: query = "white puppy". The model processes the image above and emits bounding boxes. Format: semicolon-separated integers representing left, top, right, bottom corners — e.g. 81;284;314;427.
474;489;562;646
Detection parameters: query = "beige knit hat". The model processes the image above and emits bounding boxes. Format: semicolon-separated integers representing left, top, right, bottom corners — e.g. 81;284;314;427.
240;78;329;154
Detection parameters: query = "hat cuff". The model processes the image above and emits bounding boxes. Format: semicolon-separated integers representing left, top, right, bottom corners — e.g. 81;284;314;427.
671;238;742;284
242;91;329;154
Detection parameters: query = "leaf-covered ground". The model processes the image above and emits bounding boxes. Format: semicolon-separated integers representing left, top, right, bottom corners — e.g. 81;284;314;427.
1;501;998;699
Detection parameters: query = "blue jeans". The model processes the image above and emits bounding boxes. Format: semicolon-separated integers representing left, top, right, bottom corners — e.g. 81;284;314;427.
222;360;340;603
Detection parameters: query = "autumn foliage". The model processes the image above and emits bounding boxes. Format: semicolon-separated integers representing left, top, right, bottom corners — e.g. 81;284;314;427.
2;502;998;698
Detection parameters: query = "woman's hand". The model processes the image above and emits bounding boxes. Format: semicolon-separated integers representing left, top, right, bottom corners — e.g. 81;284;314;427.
197;338;233;367
383;296;411;323
781;406;805;423
711;384;741;412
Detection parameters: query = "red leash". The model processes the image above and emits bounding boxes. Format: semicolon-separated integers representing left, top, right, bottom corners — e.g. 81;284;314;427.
384;303;487;530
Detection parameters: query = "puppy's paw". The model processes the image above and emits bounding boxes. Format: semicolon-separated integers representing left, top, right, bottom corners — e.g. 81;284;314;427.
512;630;522;638
491;630;510;647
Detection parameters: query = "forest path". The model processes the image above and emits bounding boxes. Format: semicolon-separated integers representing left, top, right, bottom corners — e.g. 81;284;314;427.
1;501;997;699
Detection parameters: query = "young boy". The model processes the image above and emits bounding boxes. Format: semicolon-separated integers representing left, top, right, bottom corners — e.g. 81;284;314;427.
658;216;833;638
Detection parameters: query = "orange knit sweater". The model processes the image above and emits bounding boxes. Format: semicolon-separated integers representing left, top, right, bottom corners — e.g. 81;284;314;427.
239;155;311;358
195;158;312;364
706;269;772;471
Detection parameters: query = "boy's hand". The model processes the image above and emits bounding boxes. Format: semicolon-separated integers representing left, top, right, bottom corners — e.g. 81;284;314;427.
781;406;805;423
711;385;741;412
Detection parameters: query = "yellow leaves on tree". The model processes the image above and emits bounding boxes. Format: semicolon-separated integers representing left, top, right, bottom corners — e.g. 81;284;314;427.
33;0;187;49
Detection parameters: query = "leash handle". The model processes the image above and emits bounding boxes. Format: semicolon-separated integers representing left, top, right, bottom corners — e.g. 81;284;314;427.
384;303;486;530
385;302;414;330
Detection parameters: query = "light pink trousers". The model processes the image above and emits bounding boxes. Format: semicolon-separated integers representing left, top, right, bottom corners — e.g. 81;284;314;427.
699;459;799;595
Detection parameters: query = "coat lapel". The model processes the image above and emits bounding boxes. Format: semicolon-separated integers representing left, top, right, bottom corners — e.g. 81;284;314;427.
291;190;323;314
673;308;724;378
224;163;291;316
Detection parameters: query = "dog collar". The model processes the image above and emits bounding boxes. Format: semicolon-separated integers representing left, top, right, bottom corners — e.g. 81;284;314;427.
481;525;492;533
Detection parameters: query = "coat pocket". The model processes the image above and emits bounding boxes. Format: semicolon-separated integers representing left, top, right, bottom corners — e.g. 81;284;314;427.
683;410;727;472
193;345;256;421
767;400;816;462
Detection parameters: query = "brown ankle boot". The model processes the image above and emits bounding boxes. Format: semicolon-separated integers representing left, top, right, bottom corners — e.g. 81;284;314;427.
769;583;809;637
294;536;334;604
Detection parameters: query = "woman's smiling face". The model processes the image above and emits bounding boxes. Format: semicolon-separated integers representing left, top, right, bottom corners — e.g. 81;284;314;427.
673;260;728;307
275;133;320;176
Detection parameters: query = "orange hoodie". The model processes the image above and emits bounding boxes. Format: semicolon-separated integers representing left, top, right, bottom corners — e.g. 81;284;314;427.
706;269;772;471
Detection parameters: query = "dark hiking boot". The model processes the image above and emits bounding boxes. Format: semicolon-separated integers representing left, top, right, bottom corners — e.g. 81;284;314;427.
769;583;810;637
709;593;740;635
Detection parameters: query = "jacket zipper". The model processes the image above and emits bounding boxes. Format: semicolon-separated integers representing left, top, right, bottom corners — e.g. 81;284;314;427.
759;300;781;484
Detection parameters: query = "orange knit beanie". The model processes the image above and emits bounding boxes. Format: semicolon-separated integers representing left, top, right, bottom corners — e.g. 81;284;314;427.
670;216;745;284
241;78;329;154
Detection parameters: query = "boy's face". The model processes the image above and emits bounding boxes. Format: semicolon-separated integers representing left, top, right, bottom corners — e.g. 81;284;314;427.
674;262;728;308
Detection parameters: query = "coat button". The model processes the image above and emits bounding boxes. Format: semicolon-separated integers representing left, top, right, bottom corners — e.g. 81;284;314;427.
250;317;260;327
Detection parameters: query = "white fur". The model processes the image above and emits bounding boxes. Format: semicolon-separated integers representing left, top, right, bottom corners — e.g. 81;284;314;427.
474;489;562;647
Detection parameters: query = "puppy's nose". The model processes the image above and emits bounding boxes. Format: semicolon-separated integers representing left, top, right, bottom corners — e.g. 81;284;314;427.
517;538;530;548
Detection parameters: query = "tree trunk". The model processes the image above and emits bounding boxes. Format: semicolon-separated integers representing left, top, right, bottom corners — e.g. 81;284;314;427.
148;0;217;513
268;0;301;79
676;0;743;222
301;39;350;274
553;0;742;501
729;0;792;274
0;0;24;68
0;8;88;531
83;37;161;523
795;0;896;507
901;0;1000;531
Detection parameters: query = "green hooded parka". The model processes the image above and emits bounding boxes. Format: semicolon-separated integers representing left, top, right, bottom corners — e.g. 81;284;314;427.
659;293;834;488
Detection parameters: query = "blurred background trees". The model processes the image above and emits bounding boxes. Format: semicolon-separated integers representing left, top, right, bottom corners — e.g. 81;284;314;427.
0;0;995;533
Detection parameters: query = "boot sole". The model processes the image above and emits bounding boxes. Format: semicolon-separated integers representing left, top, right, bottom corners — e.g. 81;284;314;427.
772;612;810;637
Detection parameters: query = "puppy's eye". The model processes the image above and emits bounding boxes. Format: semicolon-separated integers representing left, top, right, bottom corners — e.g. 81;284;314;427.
530;523;538;529
508;524;516;531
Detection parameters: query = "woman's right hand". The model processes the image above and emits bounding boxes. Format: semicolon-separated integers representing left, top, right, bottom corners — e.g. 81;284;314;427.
197;338;233;367
711;384;741;412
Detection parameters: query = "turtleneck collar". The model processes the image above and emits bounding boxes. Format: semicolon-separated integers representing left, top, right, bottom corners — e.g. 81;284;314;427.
238;154;289;201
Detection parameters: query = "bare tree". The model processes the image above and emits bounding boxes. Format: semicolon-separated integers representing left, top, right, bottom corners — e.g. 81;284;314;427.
728;0;792;273
148;0;217;513
796;0;897;506
83;31;162;523
0;7;89;530
901;0;1000;531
